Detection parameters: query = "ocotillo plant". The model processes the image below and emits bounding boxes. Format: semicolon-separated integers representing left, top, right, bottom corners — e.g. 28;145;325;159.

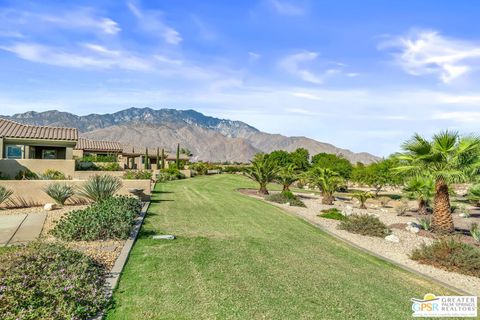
144;148;149;170
176;143;180;169
161;148;165;169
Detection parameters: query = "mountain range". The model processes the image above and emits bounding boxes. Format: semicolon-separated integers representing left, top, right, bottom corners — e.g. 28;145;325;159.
2;108;379;163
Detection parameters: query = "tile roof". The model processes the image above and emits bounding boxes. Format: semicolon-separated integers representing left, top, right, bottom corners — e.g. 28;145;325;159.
0;118;78;141
75;138;123;152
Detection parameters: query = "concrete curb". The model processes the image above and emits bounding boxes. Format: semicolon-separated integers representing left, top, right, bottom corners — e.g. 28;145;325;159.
240;190;473;296
91;201;150;320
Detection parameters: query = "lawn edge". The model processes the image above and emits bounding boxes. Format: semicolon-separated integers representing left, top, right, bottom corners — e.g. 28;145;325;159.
239;189;472;296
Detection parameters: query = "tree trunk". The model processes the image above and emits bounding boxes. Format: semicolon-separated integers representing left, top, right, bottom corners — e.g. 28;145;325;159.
283;184;290;192
417;199;428;215
321;192;334;205
432;179;454;233
360;202;367;210
259;183;269;195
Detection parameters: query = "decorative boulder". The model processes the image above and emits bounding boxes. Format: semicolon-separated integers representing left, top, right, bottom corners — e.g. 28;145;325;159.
44;203;59;211
342;205;353;217
385;234;400;243
406;226;420;234
153;234;176;240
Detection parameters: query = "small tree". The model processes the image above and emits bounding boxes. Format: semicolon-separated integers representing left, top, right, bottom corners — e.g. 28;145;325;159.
352;191;374;209
311;153;353;180
306;167;343;205
176;144;180;169
144;148;149;170
275;164;299;192
403;177;435;215
156;147;160;170
161;148;166;169
245;153;279;195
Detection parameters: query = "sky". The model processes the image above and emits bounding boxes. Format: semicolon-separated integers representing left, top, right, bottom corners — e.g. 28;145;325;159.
1;0;480;156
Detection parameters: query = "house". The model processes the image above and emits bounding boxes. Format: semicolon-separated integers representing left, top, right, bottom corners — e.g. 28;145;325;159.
0;118;78;177
73;138;123;160
121;146;190;170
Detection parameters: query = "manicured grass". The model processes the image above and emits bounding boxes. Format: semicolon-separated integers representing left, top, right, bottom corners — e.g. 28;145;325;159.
106;175;454;319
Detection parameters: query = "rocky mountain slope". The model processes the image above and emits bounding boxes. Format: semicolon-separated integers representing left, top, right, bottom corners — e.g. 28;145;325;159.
3;108;379;163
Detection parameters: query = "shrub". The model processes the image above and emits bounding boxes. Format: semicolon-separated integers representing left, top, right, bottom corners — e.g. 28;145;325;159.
50;196;141;241
318;208;346;221
351;191;373;209
471;223;480;242
43;183;75;205
98;162;122;171
395;200;409;216
77;174;122;202
14;169;38;180
417;217;432;231
0;242;107;319
377;196;391;207
339;214;390;237
410;237;480;277
41;169;67;180
158;167;186;182
467;184;480;206
265;191;306;207
0;186;14;206
123;170;152;180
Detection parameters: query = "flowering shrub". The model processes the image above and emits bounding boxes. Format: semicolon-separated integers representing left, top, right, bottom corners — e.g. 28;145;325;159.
50;196;141;241
0;242;107;319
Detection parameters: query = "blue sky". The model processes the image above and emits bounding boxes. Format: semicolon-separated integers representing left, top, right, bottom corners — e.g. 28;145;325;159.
1;0;480;156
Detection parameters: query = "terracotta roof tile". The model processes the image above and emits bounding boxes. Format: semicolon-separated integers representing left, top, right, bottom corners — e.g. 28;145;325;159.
75;138;123;152
0;118;78;141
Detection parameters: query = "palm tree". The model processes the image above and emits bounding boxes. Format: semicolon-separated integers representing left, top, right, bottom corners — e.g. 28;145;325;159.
275;164;299;192
306;167;343;205
467;184;480;207
245;153;279;195
403;176;435;215
352;191;374;209
395;131;480;233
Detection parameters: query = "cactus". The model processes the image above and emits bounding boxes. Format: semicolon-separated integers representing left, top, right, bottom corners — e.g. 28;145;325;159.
176;143;180;169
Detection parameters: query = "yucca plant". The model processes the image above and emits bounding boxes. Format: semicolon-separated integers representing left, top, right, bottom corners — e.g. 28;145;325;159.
77;175;122;202
245;153;279;195
467;184;480;207
395;131;480;233
44;183;75;205
0;186;14;207
352;191;374;209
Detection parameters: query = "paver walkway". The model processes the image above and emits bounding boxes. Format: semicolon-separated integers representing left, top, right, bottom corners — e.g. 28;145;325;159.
0;213;46;246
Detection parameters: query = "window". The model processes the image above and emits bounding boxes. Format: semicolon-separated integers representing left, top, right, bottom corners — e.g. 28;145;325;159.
42;149;57;159
6;145;22;159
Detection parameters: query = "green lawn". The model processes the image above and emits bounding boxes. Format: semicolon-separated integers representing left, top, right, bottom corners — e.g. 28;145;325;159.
106;174;453;319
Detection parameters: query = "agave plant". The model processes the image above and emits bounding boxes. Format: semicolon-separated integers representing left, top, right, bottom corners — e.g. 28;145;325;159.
78;175;122;202
0;186;14;207
44;183;75;205
306;167;343;205
245;153;279;195
467;184;480;207
395;131;480;233
403;176;435;215
351;191;374;209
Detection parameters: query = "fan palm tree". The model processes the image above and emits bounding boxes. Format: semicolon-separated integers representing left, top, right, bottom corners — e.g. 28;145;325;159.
306;167;343;205
245;153;279;195
403;176;435;215
275;164;299;192
395;131;480;233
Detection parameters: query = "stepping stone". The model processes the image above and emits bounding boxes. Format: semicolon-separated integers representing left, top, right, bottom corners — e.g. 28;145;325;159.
0;214;27;246
9;213;47;245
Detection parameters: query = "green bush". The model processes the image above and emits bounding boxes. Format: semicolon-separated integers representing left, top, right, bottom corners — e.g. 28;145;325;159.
339;214;390;237
0;186;14;206
410;237;480;278
80;154;117;162
0;242;107;319
318;208;346;221
97;162;122;171
123;170;152;180
417;217;432;231
14;169;38;180
471;223;480;243
43;183;75;205
265;191;306;207
40;169;67;180
50;196;141;241
158;167;186;182
78;174;122;202
467;184;480;206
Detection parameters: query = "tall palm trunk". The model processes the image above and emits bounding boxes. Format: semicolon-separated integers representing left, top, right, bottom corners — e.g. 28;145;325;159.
417;198;428;215
432;179;454;233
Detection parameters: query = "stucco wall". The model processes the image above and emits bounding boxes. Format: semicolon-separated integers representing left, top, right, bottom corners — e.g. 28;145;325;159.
0;179;151;208
0;159;75;178
73;170;124;180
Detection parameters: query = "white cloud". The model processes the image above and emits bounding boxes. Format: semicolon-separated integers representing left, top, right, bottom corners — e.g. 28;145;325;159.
438;94;480;104
248;52;261;62
127;1;182;45
279;51;343;84
380;29;480;83
433;111;480;123
268;0;305;16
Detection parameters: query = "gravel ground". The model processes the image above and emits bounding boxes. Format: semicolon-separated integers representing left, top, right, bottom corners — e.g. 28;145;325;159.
0;205;125;270
246;191;480;296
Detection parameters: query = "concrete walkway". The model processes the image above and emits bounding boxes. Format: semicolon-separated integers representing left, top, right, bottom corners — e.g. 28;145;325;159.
0;213;46;246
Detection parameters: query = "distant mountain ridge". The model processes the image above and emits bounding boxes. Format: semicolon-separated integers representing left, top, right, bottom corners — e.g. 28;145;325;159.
3;107;380;163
